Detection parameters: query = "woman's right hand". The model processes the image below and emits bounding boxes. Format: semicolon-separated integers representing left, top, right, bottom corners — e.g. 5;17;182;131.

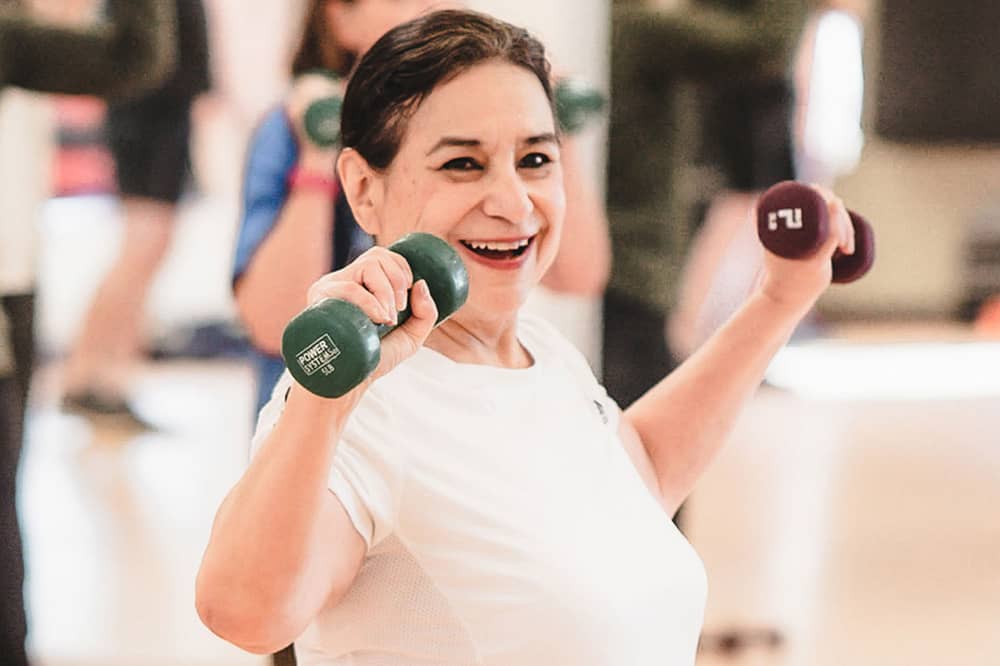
304;246;439;391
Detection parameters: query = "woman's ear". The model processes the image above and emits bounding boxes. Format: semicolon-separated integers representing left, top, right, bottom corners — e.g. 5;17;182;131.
337;148;384;236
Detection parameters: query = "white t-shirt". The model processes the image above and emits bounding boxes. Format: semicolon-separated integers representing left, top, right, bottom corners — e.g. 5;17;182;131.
252;313;707;665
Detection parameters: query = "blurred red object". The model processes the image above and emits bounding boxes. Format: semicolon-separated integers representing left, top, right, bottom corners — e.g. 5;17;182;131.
973;296;1000;336
50;95;115;196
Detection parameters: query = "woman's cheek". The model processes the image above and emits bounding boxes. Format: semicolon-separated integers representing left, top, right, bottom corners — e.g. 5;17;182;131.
536;180;566;223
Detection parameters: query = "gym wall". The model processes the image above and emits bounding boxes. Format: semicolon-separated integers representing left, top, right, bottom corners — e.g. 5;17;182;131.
820;0;1000;320
875;1;1000;144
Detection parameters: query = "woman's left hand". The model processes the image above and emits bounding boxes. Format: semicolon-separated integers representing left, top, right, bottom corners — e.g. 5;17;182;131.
756;184;855;313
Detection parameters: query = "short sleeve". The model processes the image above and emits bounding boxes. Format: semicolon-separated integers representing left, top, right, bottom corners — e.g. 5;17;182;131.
248;370;293;456
249;372;405;550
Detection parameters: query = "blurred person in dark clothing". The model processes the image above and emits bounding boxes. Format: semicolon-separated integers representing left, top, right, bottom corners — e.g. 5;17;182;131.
668;0;867;363
606;0;810;409
0;1;176;662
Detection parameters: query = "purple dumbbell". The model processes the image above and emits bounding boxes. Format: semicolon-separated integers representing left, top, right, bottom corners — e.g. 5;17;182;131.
756;180;875;284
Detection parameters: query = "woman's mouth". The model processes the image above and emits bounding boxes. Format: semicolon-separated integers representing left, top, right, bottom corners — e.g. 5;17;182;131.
459;237;534;261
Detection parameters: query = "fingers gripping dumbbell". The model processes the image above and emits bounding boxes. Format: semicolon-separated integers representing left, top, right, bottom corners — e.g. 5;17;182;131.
281;233;469;398
756;180;875;283
299;69;344;148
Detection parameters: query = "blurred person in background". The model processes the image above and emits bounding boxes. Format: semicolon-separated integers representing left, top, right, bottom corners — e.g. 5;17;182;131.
232;0;610;421
604;0;811;410
232;0;441;422
667;0;867;361
0;0;177;661
59;0;213;427
0;82;54;666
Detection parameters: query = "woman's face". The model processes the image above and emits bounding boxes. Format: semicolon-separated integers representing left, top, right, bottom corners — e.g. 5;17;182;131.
355;61;565;319
325;0;454;56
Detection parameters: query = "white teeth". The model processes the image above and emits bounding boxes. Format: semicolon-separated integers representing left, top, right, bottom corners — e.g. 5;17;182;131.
465;239;531;251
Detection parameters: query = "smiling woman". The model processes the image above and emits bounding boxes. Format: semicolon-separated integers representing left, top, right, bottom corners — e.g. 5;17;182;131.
232;0;609;422
196;9;853;666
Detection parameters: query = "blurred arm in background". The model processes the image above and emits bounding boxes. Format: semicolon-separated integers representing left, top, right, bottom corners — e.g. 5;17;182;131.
0;0;176;98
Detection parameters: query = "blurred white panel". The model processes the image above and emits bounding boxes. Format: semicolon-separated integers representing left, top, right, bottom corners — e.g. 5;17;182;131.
766;340;1000;400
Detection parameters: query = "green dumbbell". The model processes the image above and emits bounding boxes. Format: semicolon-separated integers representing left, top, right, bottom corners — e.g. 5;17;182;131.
554;76;607;134
299;69;344;148
303;95;343;148
281;233;469;398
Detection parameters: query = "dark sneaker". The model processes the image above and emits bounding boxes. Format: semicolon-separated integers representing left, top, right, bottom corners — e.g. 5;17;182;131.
61;390;157;431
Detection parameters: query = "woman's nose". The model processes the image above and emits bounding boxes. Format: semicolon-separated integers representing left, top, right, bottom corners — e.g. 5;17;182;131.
481;166;533;224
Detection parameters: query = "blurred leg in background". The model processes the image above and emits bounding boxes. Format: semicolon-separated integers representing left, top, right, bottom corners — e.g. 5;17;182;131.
60;0;212;426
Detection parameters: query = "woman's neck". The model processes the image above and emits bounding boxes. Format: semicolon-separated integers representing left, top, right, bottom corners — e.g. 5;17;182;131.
424;313;532;369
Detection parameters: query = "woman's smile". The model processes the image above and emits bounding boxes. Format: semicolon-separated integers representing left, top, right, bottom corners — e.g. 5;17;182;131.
458;234;537;270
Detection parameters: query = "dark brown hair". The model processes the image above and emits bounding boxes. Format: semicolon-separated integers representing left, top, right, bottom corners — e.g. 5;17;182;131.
290;0;355;77
340;9;554;171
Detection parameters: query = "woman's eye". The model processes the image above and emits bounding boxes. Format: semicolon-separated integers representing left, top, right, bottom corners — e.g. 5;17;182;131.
519;153;552;169
441;157;482;171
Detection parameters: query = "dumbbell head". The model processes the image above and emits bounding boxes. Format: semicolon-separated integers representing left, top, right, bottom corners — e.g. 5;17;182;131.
756;180;875;284
303;96;343;148
756;180;829;259
832;211;875;283
282;297;381;398
281;233;469;398
295;69;344;148
389;232;469;327
554;77;606;135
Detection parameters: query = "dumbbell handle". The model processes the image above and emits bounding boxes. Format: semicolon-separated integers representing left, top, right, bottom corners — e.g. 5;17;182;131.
756;180;875;284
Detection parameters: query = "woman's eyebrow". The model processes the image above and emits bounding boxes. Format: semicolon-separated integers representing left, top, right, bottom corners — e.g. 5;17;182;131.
426;132;559;156
524;133;558;146
426;137;480;156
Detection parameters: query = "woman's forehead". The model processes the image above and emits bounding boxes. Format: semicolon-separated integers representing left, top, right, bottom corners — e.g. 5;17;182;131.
404;62;554;137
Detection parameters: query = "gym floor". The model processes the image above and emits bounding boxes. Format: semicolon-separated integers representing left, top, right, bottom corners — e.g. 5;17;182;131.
18;196;1000;665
